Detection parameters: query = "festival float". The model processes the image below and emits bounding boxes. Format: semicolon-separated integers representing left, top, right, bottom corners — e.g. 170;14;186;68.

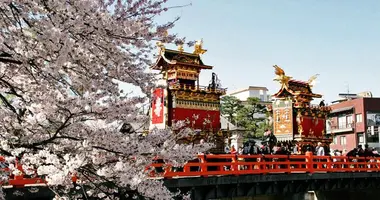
268;65;331;152
149;40;228;153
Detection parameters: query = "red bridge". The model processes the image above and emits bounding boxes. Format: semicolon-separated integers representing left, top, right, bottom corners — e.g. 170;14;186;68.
151;153;380;200
149;153;380;178
4;153;380;199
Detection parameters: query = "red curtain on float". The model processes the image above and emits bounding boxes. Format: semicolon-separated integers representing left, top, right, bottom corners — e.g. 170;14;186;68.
313;117;326;138
300;116;313;137
300;116;326;138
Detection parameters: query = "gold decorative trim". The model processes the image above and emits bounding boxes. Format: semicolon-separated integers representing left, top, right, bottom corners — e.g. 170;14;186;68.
171;90;223;102
193;39;207;55
298;125;303;135
175;100;220;111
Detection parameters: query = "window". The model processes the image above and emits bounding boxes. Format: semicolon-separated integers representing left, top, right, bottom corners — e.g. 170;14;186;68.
358;133;364;143
347;115;353;124
340;136;347;145
338;115;347;129
326;120;331;131
333;136;338;144
367;130;379;143
356;114;363;123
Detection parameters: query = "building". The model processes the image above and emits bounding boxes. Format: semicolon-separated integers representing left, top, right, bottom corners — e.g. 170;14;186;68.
228;86;272;104
220;115;245;150
149;41;228;152
327;92;380;151
226;86;271;120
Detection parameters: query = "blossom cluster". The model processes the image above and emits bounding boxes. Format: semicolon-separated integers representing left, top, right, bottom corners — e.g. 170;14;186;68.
0;0;208;199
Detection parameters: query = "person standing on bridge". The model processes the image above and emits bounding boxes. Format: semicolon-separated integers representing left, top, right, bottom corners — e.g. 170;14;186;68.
230;145;237;154
316;142;325;168
224;145;230;154
316;142;325;156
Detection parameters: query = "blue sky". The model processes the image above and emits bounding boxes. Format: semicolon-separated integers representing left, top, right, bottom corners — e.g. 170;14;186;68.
152;0;380;103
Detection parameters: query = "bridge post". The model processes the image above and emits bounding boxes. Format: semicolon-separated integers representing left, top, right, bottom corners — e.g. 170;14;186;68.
231;155;238;172
199;155;208;177
305;151;314;173
163;164;173;178
13;160;25;187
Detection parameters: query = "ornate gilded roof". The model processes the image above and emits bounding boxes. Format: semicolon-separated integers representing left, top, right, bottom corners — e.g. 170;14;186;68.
274;79;322;99
151;41;213;70
272;65;322;100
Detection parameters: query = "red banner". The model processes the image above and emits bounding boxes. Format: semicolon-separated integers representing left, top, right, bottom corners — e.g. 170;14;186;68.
171;108;220;130
152;88;164;124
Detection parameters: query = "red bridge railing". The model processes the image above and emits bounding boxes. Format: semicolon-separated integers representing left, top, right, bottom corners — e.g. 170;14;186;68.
147;153;380;178
3;153;380;187
0;157;46;188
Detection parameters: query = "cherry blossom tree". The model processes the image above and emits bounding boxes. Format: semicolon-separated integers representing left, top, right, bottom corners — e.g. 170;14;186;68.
0;0;210;199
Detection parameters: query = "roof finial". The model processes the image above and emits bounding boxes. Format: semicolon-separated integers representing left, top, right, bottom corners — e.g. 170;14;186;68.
156;41;165;55
193;39;207;55
177;44;184;52
308;74;320;87
273;65;292;86
156;41;176;65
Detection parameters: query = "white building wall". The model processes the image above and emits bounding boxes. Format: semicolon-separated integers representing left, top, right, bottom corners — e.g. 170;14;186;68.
232;89;270;102
232;91;250;101
248;90;260;99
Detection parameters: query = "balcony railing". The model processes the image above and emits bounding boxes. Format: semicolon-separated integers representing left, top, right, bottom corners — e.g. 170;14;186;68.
169;83;227;94
327;123;355;134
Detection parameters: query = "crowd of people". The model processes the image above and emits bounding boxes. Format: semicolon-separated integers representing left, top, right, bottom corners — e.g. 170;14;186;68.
225;140;380;158
225;140;295;155
330;144;380;157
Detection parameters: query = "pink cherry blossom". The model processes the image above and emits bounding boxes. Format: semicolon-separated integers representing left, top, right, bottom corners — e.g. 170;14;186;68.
0;0;208;199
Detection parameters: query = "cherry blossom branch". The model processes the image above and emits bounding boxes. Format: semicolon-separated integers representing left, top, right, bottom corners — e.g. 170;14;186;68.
22;113;73;148
0;93;21;121
0;1;211;199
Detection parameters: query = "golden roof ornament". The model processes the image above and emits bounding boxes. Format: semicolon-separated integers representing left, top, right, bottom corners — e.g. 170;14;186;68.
156;41;177;65
193;39;207;55
177;44;184;52
273;65;292;86
308;74;320;88
156;41;165;54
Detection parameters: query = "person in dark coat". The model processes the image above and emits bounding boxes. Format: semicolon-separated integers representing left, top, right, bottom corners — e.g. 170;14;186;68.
249;141;259;155
364;144;374;157
242;142;250;155
346;148;357;157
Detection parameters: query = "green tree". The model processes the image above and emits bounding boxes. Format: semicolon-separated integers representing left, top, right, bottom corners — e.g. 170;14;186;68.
236;97;268;138
220;96;244;125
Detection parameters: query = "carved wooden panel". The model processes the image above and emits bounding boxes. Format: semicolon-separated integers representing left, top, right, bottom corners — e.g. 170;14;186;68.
273;99;293;136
